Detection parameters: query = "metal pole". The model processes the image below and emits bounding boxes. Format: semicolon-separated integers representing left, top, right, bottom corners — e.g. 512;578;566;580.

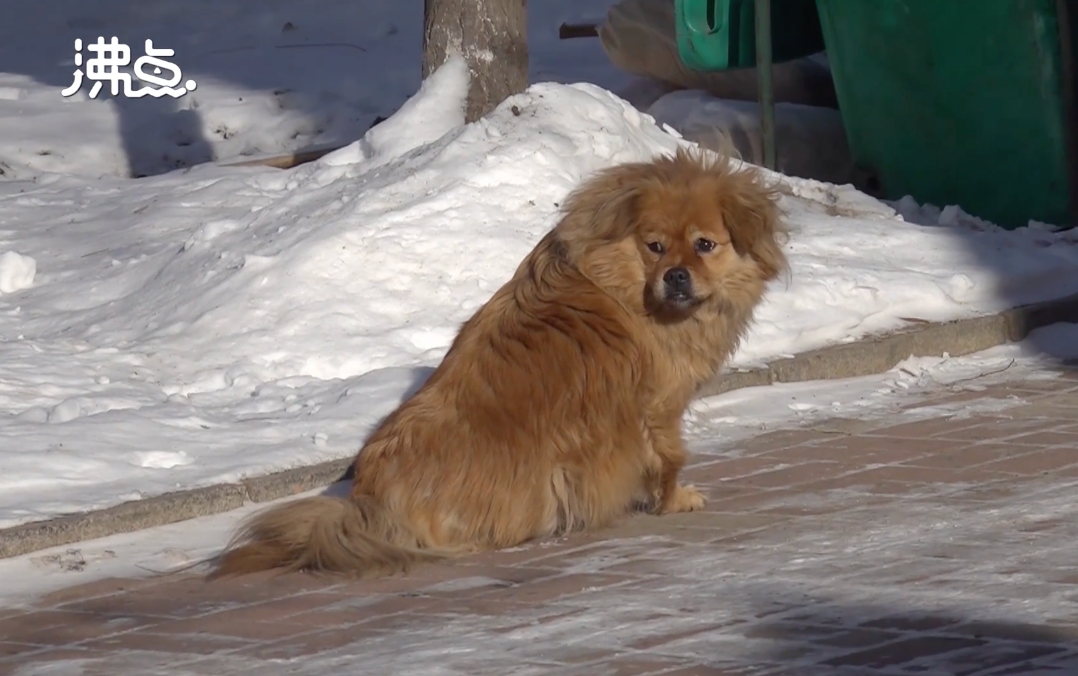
754;0;777;170
1056;0;1078;229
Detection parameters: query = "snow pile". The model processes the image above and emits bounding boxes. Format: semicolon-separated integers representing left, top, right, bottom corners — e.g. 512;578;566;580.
734;178;1078;364
0;67;1077;528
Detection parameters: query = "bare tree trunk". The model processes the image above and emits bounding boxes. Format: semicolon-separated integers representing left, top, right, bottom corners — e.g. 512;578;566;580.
422;0;528;123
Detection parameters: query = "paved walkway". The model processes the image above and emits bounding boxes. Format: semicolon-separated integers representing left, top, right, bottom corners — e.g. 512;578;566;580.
2;369;1078;676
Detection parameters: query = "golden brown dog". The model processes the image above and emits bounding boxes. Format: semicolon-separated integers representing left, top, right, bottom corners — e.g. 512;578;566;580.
210;148;786;578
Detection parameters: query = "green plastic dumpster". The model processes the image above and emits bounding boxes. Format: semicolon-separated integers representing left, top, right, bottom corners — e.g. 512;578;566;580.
675;0;825;71
815;0;1078;229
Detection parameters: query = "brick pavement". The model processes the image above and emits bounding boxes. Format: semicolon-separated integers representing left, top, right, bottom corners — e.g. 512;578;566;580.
2;369;1078;675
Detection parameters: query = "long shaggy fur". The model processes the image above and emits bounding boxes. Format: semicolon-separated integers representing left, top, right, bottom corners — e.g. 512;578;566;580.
210;148;787;579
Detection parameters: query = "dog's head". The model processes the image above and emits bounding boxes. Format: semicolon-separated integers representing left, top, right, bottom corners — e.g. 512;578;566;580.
554;148;787;321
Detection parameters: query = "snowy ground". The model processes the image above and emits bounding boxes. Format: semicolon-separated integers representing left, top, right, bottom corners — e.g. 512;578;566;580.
1;323;1076;609
2;1;1078;531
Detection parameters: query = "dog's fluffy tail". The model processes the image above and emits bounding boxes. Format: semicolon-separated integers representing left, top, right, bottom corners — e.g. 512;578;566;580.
208;494;444;578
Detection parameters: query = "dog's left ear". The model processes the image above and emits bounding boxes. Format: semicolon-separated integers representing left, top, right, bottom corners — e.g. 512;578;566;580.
717;166;788;281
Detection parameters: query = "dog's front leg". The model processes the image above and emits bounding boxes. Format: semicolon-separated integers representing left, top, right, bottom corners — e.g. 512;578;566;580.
647;418;706;515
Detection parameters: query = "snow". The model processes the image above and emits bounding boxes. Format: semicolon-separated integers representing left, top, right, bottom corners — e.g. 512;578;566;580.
1;0;1078;531
356;55;470;163
1;324;1075;610
0;251;37;294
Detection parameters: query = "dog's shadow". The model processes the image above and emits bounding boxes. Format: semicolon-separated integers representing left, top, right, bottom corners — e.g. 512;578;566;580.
319;364;435;494
320;480;352;498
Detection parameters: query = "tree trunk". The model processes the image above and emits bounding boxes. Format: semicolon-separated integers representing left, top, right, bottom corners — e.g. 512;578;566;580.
422;0;528;123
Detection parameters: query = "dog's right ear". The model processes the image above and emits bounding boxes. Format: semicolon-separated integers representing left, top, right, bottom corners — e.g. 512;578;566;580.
551;163;657;309
554;163;654;253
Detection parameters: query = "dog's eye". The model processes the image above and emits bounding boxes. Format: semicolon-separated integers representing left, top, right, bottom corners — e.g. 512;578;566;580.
694;238;717;254
646;241;665;254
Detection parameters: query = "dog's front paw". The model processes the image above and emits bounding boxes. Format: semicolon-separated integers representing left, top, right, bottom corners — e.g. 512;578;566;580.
659;483;706;514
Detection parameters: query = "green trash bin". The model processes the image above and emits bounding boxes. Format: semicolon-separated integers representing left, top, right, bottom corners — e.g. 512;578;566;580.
675;0;825;71
815;0;1078;229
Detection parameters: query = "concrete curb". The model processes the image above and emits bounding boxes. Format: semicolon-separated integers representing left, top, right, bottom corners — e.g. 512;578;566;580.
3;292;1077;560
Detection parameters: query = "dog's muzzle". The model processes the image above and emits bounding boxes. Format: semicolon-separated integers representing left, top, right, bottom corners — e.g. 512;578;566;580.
662;267;698;307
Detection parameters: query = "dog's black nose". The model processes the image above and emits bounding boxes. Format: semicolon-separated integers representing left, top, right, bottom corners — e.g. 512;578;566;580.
663;267;692;292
